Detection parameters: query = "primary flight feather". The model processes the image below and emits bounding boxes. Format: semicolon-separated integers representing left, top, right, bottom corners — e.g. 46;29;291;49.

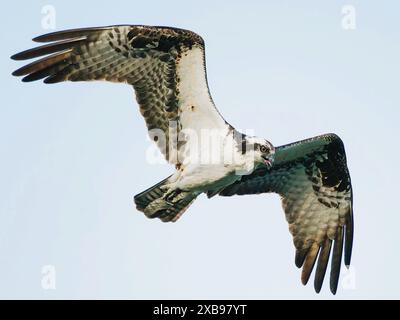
11;25;353;294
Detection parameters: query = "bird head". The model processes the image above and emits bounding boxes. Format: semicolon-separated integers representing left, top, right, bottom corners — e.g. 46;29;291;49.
244;136;275;168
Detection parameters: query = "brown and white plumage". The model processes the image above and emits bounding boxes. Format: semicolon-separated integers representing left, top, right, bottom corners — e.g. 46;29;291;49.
11;25;227;164
219;134;353;294
11;25;353;294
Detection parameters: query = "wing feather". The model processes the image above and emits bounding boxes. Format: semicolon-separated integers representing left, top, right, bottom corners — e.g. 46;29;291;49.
219;133;353;294
344;204;354;266
12;49;73;77
11;25;228;164
301;242;320;285
11;37;86;60
330;226;344;294
314;238;332;293
295;248;309;268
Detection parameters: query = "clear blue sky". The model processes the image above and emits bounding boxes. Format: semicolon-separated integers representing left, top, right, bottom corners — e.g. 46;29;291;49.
1;0;399;299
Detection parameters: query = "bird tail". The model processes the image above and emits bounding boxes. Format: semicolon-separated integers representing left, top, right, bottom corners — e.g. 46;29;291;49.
134;176;198;222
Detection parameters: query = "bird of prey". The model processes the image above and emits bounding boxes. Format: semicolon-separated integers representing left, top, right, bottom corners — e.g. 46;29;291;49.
11;25;353;294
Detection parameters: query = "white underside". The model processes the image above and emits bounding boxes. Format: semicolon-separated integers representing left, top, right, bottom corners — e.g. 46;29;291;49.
169;46;260;193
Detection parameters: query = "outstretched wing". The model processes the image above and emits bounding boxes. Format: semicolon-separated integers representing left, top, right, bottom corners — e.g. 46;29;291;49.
11;25;228;165
219;134;353;294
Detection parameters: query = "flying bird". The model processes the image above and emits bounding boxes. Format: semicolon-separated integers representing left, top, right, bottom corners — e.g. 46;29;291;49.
11;25;353;294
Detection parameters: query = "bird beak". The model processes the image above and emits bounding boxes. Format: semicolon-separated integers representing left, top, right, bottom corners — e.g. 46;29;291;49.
261;155;274;168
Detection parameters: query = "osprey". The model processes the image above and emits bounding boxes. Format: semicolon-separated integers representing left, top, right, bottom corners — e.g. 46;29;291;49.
11;25;353;294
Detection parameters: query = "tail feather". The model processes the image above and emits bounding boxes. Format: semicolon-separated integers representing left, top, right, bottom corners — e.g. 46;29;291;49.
152;197;196;222
134;175;171;211
134;176;198;222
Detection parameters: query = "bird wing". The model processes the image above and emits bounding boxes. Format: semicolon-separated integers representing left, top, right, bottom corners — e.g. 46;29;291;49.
219;133;353;294
11;25;229;165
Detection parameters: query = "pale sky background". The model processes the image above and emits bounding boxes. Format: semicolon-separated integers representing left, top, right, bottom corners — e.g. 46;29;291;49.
1;1;399;299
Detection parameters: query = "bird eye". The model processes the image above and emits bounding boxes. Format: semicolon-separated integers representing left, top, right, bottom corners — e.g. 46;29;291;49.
260;145;269;153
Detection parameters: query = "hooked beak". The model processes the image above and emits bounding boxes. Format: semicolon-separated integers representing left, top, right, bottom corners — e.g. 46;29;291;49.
261;154;274;168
